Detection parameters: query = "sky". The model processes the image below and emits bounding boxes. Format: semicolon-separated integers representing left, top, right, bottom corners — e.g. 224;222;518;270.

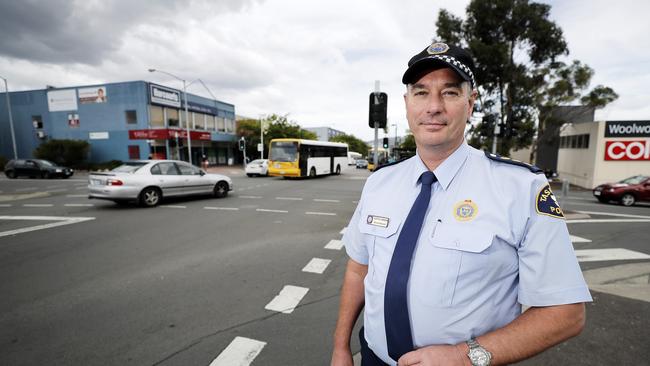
0;0;648;142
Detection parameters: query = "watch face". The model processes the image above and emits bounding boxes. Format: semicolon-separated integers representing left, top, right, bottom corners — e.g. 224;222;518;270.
469;348;490;366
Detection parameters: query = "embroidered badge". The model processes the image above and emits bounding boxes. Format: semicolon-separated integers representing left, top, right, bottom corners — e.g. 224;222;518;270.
536;184;564;219
427;42;449;55
453;200;478;221
367;215;390;228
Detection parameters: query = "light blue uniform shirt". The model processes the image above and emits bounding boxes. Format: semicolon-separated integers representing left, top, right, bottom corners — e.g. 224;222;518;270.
343;142;592;365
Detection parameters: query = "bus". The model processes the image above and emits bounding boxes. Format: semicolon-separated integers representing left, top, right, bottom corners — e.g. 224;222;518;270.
367;147;389;171
347;151;362;165
268;139;348;178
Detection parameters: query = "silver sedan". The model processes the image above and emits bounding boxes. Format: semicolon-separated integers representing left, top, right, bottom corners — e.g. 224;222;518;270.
88;160;233;207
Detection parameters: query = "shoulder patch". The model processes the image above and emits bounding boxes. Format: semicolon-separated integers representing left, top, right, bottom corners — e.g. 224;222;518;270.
373;158;408;172
535;184;564;219
484;151;543;174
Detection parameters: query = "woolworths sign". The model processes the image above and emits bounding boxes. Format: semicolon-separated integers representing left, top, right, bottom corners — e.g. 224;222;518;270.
605;121;650;137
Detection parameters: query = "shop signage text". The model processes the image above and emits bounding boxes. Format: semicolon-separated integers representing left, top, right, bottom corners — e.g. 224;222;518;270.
129;129;211;141
150;84;181;108
605;140;650;161
605;121;650;137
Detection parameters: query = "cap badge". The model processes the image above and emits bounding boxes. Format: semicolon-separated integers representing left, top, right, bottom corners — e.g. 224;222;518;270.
427;42;449;55
453;199;478;222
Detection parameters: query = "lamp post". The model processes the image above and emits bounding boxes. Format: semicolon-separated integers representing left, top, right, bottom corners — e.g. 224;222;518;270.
0;76;17;159
148;69;192;165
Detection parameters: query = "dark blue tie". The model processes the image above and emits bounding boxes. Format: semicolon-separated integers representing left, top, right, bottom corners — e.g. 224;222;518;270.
384;171;437;362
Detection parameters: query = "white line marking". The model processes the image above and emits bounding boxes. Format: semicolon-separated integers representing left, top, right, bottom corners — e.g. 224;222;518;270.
570;235;592;243
46;185;65;189
256;208;288;213
575;248;650;262
325;239;344;250
276;197;303;201
314;199;340;203
567;219;650;224
340;227;347;235
204;206;240;211
66;194;87;198
15;187;38;192
239;195;262;199
302;258;332;274
64;203;94;207
47;189;68;193
576;210;650;219
0;204;12;207
352;200;359;204
23;204;53;207
209;337;266;366
264;285;309;314
75;186;87;190
160;205;186;209
306;211;336;216
0;216;95;238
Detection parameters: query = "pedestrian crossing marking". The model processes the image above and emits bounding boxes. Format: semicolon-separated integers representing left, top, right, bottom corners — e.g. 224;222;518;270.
265;285;309;314
209;337;266;366
325;239;344;250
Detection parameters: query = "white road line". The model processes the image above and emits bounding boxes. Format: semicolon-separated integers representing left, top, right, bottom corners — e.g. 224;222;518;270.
64;203;94;207
0;204;12;207
0;216;95;238
276;197;303;201
46;185;65;189
160;205;186;209
23;204;53;207
47;189;68;193
575;248;650;262
239;195;262;199
302;258;332;274
570;235;592;243
576;210;650;219
209;337;266;366
306;211;336;216
314;199;340;203
264;285;309;314
325;239;344;250
204;206;240;211
352;200;359;204
567;219;650;224
66;194;88;198
256;208;288;213
75;186;87;190
340;227;347;235
15;187;38;192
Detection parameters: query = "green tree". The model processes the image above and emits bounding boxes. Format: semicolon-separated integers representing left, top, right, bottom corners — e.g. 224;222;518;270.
400;134;416;150
436;0;616;156
33;139;90;168
236;114;317;159
329;134;369;155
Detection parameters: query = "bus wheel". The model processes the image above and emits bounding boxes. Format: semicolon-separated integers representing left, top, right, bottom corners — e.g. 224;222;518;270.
309;167;316;177
335;165;341;175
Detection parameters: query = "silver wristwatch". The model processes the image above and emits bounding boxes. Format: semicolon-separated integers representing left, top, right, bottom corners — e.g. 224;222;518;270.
466;338;492;366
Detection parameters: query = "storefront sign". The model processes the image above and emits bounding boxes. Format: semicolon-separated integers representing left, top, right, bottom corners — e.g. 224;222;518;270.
89;132;109;140
149;84;181;108
47;89;78;112
605;121;650;137
128;129;211;141
605;140;650;161
78;86;107;104
187;101;219;116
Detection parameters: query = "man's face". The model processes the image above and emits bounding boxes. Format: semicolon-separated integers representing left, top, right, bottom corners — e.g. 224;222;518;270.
404;68;476;152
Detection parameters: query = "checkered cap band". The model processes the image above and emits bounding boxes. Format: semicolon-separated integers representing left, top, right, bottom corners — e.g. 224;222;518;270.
424;54;476;88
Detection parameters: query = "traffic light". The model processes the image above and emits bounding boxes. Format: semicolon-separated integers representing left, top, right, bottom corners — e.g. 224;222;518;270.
368;92;388;128
382;137;389;149
238;138;245;151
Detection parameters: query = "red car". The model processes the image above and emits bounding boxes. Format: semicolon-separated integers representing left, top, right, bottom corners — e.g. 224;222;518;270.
593;175;650;206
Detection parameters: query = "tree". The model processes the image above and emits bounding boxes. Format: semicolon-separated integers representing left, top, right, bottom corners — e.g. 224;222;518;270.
34;139;90;168
400;134;416;150
329;134;369;155
236;114;317;159
436;0;617;156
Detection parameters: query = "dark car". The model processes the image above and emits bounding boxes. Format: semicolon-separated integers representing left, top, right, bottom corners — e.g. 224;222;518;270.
593;175;650;206
4;159;74;179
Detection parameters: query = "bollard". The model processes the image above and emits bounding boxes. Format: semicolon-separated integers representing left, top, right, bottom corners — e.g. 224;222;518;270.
561;179;569;197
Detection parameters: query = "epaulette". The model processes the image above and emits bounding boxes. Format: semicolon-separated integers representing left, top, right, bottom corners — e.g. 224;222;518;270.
373;158;409;172
484;151;543;174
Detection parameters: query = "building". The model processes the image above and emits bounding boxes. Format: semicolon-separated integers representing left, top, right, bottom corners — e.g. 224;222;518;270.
558;120;650;188
304;127;345;141
0;81;238;165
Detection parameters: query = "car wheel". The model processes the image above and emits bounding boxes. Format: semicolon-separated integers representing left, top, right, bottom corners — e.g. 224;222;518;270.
42;171;51;179
247;173;253;177
309;167;316;177
214;181;229;198
335;165;341;175
620;193;636;206
5;170;16;179
139;187;161;207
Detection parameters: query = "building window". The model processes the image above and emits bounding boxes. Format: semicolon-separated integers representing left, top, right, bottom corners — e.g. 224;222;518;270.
225;118;234;133
149;106;164;127
216;117;225;132
128;145;141;159
560;134;590;150
166;108;179;127
125;110;137;124
206;115;216;131
195;113;206;130
32;115;43;129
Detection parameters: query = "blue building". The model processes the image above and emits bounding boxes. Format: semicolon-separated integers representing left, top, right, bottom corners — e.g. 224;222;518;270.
0;81;238;165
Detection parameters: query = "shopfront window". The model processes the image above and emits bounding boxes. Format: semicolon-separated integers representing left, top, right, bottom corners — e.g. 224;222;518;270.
149;106;164;127
216;116;225;132
206;115;216;131
167;108;179;127
194;113;206;130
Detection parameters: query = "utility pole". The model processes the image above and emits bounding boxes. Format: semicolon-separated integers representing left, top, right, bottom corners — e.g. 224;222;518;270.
1;76;17;159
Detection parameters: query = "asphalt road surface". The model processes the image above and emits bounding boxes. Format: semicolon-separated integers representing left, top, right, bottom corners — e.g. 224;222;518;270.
0;166;648;365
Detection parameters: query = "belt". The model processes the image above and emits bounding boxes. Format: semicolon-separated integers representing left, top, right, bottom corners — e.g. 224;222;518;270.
358;327;389;366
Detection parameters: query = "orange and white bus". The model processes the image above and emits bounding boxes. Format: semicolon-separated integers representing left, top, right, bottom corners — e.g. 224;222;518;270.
268;138;348;178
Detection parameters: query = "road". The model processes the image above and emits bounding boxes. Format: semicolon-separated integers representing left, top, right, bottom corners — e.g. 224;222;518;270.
0;167;648;365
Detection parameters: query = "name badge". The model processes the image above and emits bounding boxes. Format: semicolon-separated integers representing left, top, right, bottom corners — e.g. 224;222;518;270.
367;215;389;228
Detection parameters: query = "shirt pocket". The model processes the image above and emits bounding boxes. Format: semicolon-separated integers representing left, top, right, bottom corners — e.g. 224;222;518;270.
357;215;402;286
412;223;495;307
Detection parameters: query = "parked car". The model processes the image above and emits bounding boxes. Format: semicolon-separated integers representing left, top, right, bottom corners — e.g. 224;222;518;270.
4;159;74;179
88;160;232;207
245;159;269;177
355;159;368;169
593;175;650;206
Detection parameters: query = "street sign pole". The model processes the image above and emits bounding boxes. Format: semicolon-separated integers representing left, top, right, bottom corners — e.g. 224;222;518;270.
373;80;380;167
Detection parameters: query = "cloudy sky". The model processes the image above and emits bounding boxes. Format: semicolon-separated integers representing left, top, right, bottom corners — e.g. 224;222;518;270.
1;0;648;141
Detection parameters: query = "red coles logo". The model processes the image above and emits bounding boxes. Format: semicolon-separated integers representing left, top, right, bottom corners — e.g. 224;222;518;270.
605;140;650;161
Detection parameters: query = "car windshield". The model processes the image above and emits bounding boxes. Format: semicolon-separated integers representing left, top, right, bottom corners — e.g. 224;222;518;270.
619;176;648;185
35;160;54;166
112;162;147;173
270;142;298;162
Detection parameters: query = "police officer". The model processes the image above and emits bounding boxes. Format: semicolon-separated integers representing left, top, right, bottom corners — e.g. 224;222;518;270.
331;42;592;366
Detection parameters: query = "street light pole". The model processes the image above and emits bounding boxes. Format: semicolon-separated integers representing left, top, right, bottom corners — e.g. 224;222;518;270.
1;76;18;159
148;69;192;165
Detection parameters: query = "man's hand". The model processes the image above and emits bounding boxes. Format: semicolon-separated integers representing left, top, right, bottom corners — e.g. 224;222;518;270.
330;347;354;366
397;344;469;366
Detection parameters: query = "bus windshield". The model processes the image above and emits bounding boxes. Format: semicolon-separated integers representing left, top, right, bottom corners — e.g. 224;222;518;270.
270;141;298;162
